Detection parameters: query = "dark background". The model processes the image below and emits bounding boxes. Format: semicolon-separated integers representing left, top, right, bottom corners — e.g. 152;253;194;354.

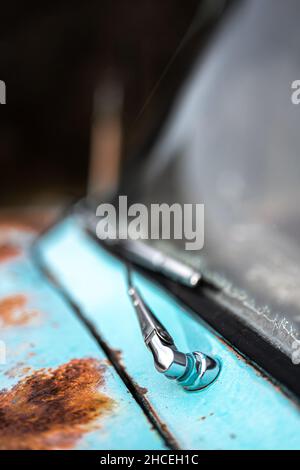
0;1;203;205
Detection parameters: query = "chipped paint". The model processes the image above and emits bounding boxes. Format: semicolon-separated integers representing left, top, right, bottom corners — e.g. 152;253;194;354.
4;363;33;379
0;358;115;450
0;235;166;450
0;294;41;327
136;385;148;395
0;223;36;263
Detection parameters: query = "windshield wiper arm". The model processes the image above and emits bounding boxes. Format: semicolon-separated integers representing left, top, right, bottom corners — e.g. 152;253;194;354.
127;267;220;392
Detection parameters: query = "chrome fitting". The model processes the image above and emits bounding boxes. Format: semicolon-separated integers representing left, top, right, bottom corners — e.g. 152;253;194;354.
128;282;220;392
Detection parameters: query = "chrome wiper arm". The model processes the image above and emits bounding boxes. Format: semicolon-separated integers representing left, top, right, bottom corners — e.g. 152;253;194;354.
127;268;220;392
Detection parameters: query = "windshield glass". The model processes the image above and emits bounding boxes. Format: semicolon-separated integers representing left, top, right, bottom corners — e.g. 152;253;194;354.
126;0;300;360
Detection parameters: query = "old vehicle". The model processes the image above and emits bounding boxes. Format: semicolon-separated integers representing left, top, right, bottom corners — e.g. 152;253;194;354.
0;0;299;450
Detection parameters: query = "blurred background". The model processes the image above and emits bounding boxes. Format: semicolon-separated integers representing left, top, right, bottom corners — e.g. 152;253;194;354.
0;0;211;216
1;0;300;362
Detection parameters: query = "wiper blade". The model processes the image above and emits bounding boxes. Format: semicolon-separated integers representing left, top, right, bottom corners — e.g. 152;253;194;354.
120;239;201;288
74;202;202;289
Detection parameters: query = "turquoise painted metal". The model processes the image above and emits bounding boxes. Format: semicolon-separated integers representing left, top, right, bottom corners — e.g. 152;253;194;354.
0;225;165;450
36;217;300;450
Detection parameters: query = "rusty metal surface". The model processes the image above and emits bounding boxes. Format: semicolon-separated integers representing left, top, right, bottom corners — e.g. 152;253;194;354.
0;358;115;450
36;217;300;450
0;224;165;450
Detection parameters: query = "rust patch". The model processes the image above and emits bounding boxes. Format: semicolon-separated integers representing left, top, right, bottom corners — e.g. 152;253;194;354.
0;358;115;450
111;348;124;365
0;243;21;263
0;295;41;327
5;362;33;379
135;385;148;396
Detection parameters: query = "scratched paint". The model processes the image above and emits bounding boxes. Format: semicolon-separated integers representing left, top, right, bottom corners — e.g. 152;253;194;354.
0;358;114;450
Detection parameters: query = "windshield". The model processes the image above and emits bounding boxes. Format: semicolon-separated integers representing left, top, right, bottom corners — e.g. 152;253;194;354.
124;0;300;361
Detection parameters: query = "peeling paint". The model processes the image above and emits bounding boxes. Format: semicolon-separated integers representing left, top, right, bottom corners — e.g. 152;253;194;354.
136;386;148;395
4;363;33;379
0;358;115;450
216;334;299;407
0;295;41;327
